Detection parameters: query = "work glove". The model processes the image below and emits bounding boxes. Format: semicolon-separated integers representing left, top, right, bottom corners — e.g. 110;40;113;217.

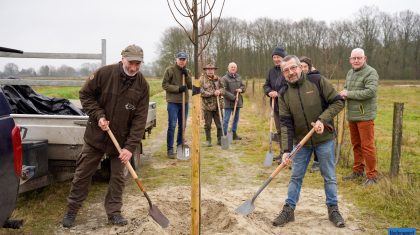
179;85;187;93
181;68;189;76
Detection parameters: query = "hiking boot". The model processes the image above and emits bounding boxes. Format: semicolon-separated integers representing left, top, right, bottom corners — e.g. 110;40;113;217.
271;133;280;142
272;204;295;227
62;210;77;228
167;149;175;159
204;140;212;147
342;172;365;181
328;205;345;228
310;161;320;173
363;178;378;186
233;132;242;140
108;214;128;226
217;139;221;146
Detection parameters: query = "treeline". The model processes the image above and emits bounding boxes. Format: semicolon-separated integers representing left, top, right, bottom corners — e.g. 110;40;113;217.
0;63;100;78
155;6;420;80
0;62;157;78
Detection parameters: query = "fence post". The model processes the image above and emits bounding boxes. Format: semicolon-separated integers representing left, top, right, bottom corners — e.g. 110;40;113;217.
101;39;107;66
252;79;255;96
390;102;404;177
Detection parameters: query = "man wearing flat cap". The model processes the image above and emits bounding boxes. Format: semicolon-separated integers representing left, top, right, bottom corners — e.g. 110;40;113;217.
200;63;225;146
162;51;192;158
62;44;150;227
263;46;287;159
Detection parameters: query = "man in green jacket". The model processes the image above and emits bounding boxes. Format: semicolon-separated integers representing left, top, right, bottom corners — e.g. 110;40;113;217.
62;44;150;228
273;55;345;228
162;52;192;158
341;48;379;186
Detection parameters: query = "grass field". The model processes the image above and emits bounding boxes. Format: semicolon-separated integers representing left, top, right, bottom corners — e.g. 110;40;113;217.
246;79;420;230
6;78;418;233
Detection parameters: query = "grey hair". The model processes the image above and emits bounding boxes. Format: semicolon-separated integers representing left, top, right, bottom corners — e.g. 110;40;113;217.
281;55;301;68
351;48;365;56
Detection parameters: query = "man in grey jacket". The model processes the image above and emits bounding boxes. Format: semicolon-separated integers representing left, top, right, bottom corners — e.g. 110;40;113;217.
222;62;246;140
340;48;379;186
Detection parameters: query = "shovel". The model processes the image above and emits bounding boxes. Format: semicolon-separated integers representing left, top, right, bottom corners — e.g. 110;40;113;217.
177;74;190;160
227;92;239;144
107;129;169;228
217;96;229;150
263;99;275;167
236;127;316;216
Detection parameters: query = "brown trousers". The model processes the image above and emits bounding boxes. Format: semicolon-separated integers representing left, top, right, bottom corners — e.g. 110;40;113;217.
348;120;377;179
66;143;126;216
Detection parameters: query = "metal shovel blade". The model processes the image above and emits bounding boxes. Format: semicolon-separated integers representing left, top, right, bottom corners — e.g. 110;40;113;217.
235;200;255;216
263;151;274;167
227;131;233;145
176;144;190;160
149;205;169;228
221;136;229;150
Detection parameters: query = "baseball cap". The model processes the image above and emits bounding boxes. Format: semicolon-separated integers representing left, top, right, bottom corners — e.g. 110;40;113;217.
176;52;188;59
121;44;144;62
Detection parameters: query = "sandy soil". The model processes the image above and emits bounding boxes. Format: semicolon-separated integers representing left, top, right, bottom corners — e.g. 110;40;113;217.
55;108;367;234
56;185;366;235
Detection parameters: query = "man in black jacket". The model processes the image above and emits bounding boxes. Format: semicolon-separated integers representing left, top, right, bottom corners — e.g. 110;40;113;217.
263;47;287;157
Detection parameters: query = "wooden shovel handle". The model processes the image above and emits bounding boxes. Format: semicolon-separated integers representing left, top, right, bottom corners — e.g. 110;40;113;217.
269;99;274;133
182;74;186;144
270;127;315;178
216;96;225;136
107;129;146;192
232;91;239;117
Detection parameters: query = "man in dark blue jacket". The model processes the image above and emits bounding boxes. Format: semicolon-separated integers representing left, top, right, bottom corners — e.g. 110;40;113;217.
263;47;287;157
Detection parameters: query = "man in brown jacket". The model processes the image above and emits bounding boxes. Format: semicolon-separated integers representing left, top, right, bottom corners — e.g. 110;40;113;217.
62;44;150;228
162;52;192;158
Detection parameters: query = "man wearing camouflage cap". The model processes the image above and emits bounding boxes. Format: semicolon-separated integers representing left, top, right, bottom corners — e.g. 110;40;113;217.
62;44;150;228
200;63;224;146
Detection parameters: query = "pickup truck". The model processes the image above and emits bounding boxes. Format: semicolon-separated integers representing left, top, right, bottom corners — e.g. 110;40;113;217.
11;100;156;193
0;87;22;228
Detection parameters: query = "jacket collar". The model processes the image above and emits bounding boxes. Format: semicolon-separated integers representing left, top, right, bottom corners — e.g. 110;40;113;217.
119;62;137;84
287;73;305;88
352;63;367;72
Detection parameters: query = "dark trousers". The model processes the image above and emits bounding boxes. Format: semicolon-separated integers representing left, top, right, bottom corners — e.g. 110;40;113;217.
203;109;222;140
66;143;126;216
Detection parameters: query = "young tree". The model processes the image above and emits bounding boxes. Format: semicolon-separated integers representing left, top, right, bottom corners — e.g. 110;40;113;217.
166;1;225;234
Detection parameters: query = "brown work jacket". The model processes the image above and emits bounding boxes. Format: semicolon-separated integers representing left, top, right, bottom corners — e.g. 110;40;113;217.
80;62;150;155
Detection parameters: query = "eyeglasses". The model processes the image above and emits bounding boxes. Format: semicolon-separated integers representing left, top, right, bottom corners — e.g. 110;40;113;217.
282;65;299;73
349;56;364;61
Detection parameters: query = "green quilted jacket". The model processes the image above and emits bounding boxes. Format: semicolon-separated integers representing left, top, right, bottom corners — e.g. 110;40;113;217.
344;64;379;121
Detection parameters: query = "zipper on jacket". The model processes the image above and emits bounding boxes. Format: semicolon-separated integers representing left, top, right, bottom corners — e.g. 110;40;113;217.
297;84;315;148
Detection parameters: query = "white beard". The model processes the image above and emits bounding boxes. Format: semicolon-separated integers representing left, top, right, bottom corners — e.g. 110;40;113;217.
123;65;139;77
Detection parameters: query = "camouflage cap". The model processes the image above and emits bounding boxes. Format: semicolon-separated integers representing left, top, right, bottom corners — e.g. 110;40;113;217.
121;44;144;62
202;63;218;70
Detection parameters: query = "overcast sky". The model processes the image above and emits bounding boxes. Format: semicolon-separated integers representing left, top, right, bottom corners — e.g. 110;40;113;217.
1;0;419;70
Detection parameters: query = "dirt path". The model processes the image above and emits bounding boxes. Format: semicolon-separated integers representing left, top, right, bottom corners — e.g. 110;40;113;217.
56;97;367;234
56;141;366;234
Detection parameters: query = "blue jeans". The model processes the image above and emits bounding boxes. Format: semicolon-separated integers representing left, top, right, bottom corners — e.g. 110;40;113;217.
167;102;188;151
223;107;240;135
285;139;338;208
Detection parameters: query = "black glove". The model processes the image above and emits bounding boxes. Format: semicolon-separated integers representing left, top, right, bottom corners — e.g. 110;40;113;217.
181;68;188;76
179;85;187;93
